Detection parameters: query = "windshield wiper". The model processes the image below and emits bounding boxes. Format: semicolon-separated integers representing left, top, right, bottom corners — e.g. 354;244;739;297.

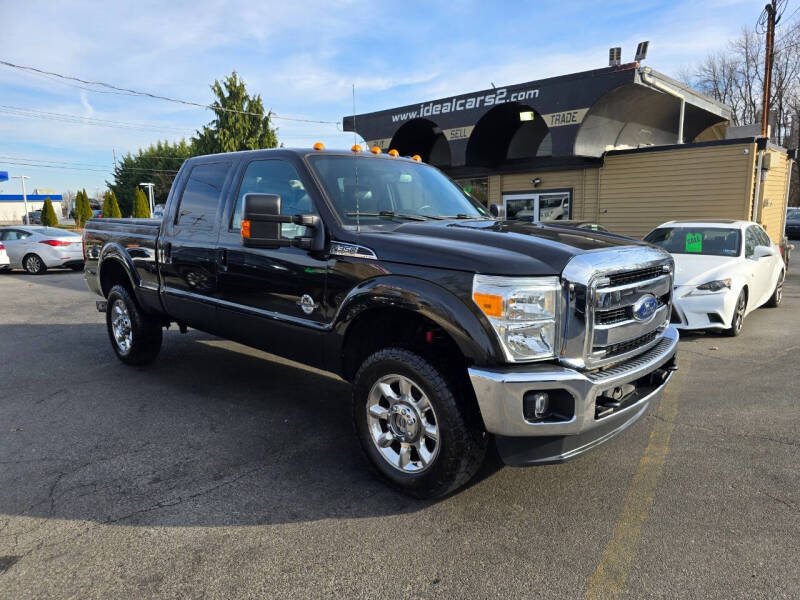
346;211;429;222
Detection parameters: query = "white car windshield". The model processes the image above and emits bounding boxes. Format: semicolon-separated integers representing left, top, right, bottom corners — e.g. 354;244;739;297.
644;227;741;257
307;155;489;229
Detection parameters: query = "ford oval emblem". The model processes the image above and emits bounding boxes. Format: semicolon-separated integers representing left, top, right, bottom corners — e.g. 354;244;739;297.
632;294;659;322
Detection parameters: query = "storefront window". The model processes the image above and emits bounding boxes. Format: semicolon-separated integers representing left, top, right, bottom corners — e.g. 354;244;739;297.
455;177;489;206
503;191;571;221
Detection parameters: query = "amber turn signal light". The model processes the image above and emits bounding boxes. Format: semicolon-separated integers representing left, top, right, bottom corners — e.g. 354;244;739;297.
473;292;502;317
241;219;251;239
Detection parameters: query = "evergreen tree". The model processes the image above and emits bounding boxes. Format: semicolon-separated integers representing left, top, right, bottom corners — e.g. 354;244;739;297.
107;190;122;218
41;198;58;227
132;188;151;218
76;189;93;228
192;71;278;155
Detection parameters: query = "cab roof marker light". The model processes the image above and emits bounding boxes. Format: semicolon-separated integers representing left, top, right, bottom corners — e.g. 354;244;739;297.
411;154;422;162
351;144;362;153
313;142;325;151
388;149;399;157
370;146;382;154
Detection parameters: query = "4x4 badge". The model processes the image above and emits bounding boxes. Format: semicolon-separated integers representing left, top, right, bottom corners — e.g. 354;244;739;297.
297;294;318;315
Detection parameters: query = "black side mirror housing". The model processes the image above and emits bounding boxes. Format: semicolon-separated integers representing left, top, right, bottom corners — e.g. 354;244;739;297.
242;193;322;250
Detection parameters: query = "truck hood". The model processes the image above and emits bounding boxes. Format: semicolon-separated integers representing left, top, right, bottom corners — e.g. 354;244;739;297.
355;219;642;275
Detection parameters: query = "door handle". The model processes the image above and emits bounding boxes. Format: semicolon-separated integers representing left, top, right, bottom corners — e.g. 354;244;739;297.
218;248;228;272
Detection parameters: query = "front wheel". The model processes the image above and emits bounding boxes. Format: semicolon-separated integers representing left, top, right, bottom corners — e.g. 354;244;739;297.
105;285;163;365
725;290;747;337
765;271;784;307
352;348;487;498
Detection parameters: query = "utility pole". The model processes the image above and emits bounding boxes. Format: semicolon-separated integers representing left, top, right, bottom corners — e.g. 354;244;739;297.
760;0;776;139
112;148;117;170
11;175;30;224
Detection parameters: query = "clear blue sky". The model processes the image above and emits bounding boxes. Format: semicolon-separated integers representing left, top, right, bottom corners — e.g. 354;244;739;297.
0;0;774;196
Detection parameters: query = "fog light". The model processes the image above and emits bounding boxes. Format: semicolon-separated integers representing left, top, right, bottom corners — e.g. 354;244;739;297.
523;389;575;423
524;392;549;420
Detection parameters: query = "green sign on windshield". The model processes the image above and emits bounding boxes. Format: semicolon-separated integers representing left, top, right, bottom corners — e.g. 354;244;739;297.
685;233;703;253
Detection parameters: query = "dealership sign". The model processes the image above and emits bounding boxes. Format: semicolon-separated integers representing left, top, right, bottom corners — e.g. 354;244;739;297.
391;88;540;124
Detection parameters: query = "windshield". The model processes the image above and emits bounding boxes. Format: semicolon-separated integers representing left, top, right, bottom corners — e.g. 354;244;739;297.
307;155;489;228
644;227;741;257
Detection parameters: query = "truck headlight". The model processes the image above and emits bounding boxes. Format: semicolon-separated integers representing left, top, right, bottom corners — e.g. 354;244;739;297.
472;275;560;362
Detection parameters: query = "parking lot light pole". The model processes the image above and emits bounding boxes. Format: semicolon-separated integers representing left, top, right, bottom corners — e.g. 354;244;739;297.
11;175;30;224
139;182;155;215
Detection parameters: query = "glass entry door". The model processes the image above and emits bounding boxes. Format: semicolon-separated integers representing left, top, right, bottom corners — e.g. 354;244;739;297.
503;192;571;221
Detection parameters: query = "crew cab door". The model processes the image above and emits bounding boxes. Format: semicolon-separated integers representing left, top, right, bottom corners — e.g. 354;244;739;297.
159;159;234;333
214;157;327;367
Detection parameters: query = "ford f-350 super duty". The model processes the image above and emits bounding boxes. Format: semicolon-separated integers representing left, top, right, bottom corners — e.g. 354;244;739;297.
84;147;678;498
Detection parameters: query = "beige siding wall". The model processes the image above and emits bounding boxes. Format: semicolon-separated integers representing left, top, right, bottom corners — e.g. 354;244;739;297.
757;149;790;242
485;142;783;241
597;143;757;238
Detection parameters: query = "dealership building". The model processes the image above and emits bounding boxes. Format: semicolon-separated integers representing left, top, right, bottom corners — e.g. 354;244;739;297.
0;194;63;223
343;63;795;242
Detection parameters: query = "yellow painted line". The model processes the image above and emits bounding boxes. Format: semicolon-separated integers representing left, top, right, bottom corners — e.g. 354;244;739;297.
586;354;690;600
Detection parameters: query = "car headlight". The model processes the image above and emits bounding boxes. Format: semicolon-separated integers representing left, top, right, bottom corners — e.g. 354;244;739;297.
472;275;560;362
688;278;731;295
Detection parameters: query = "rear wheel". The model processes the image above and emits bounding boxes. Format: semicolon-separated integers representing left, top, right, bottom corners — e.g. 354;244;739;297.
106;285;162;365
23;253;46;275
765;271;784;308
352;348;487;498
725;290;747;337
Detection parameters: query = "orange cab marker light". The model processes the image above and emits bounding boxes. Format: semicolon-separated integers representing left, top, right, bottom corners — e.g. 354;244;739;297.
351;144;362;153
411;154;422;162
313;141;325;151
241;219;251;239
388;149;399;157
473;292;502;317
370;146;382;154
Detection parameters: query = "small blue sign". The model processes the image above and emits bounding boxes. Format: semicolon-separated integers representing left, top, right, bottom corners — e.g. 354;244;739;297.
0;171;8;183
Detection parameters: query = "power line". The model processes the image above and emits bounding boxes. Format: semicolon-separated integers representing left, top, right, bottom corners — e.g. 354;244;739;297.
0;59;340;125
0;159;180;174
0;105;195;134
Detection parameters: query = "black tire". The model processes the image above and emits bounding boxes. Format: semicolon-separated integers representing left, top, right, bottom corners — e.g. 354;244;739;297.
22;253;47;275
105;284;163;365
352;348;487;499
765;270;784;308
725;289;747;337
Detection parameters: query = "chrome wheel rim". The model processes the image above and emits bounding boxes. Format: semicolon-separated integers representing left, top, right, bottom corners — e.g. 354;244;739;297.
25;255;41;272
734;294;745;332
366;374;440;473
111;299;133;354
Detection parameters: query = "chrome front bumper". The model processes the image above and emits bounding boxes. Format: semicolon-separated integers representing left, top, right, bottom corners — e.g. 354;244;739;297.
468;326;679;465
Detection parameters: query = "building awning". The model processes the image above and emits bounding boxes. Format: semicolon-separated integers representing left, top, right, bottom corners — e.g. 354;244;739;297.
343;64;732;172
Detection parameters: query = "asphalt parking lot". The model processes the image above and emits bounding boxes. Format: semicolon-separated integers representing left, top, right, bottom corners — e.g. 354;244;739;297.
1;262;798;599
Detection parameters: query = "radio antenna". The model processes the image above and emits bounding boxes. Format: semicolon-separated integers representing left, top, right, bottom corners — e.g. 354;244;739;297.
353;83;360;233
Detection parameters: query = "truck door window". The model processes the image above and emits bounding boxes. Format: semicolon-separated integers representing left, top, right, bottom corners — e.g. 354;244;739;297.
175;161;231;229
231;159;311;239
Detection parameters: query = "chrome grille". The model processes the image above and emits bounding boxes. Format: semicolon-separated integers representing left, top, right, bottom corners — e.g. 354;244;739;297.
560;246;674;370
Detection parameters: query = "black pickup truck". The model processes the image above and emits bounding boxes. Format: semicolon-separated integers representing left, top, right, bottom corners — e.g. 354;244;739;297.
84;147;678;498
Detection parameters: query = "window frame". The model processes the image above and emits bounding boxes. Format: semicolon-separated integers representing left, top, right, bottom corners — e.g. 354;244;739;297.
744;226;760;259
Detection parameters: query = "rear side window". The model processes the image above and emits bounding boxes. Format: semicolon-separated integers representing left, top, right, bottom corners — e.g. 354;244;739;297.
1;230;31;240
176;162;231;228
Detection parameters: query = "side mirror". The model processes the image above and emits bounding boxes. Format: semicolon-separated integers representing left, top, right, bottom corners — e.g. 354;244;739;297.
242;193;319;249
753;244;776;259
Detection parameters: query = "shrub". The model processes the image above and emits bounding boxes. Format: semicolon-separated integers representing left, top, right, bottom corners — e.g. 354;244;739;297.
41;198;59;227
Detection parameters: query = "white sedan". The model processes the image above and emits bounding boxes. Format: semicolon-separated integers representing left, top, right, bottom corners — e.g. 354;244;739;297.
0;226;84;274
644;220;785;336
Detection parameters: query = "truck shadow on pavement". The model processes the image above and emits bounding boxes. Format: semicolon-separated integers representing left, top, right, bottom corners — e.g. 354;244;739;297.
0;323;501;528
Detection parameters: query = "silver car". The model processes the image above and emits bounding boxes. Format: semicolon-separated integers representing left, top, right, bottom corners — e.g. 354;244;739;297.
0;226;84;274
